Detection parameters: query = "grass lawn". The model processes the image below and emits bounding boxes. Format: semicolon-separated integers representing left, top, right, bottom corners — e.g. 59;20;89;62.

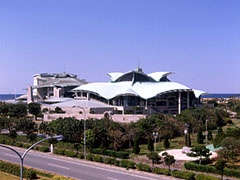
128;133;215;157
0;171;19;180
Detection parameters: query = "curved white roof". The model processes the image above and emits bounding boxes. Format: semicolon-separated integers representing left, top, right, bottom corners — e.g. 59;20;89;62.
107;72;124;82
148;72;173;81
73;81;204;100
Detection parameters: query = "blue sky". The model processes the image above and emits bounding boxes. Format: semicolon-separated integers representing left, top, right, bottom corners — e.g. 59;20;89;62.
0;0;239;94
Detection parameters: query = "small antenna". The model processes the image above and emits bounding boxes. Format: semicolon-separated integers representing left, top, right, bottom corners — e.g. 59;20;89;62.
63;67;66;73
138;58;140;68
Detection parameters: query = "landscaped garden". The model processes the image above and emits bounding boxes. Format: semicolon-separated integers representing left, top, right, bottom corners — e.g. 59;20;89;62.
0;100;240;180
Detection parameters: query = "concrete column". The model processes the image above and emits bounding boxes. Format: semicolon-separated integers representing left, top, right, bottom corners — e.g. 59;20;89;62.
27;85;33;104
187;91;190;108
87;93;90;100
53;87;60;98
178;91;181;114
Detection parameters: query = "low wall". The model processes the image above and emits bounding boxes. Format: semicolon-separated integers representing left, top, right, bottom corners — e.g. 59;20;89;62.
43;112;146;123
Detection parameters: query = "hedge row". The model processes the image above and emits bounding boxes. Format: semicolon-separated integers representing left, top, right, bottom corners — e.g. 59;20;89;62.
0;160;37;179
184;162;240;178
91;148;129;159
195;174;220;180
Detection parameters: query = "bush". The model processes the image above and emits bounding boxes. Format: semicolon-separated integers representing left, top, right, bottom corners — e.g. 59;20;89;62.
16;142;23;147
195;174;220;180
77;153;84;159
86;154;94;161
153;167;170;176
22;144;31;149
184;162;240;178
39;146;50;152
93;155;103;162
53;149;65;155
0;160;37;179
64;150;77;157
224;168;240;178
92;148;129;159
120;160;136;169
164;137;170;148
171;170;195;180
184;162;217;174
104;158;116;165
25;168;37;180
114;160;120;167
136;163;151;172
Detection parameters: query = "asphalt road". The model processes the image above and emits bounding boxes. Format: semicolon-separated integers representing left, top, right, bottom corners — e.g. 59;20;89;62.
0;146;178;180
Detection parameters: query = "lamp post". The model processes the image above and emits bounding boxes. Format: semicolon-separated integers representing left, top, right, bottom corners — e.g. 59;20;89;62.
206;119;208;145
152;132;158;152
185;123;190;147
77;106;87;160
0;135;63;180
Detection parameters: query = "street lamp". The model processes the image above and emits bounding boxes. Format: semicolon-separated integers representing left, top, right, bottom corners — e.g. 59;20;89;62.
185;123;190;147
206;119;208;145
152;132;158;152
77;106;87;160
0;135;63;180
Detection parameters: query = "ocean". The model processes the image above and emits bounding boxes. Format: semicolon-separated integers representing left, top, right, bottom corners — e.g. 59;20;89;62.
0;94;23;101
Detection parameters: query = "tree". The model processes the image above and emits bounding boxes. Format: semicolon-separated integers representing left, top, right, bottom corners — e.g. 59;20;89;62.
218;137;240;164
7;104;27;118
73;143;81;156
47;117;83;143
133;139;140;154
215;160;226;180
162;152;176;172
197;130;204;144
28;103;41;120
9;130;17;143
185;133;191;147
213;130;225;148
164;137;170;148
208;130;213;141
147;137;154;151
83;129;95;152
17;119;37;137
187;145;212;165
147;152;160;167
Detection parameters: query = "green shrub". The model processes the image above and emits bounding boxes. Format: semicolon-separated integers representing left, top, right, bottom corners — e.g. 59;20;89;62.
22;144;31;149
39;146;50;152
104;158;116;165
91;148;129;159
152;167;170;176
0;160;37;179
25;168;37;180
171;170;195;180
93;155;103;162
77;153;84;159
64;150;77;157
184;162;217;174
0;139;6;144
224;168;240;178
86;154;94;161
53;149;65;155
114;160;120;167
195;174;220;180
184;162;240;178
136;163;151;172
15;142;23;147
120;160;136;169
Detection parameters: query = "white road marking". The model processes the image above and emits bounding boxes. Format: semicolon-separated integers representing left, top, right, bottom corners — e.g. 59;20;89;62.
27;153;159;180
1;148;161;180
48;163;70;170
107;177;119;180
5;153;17;157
